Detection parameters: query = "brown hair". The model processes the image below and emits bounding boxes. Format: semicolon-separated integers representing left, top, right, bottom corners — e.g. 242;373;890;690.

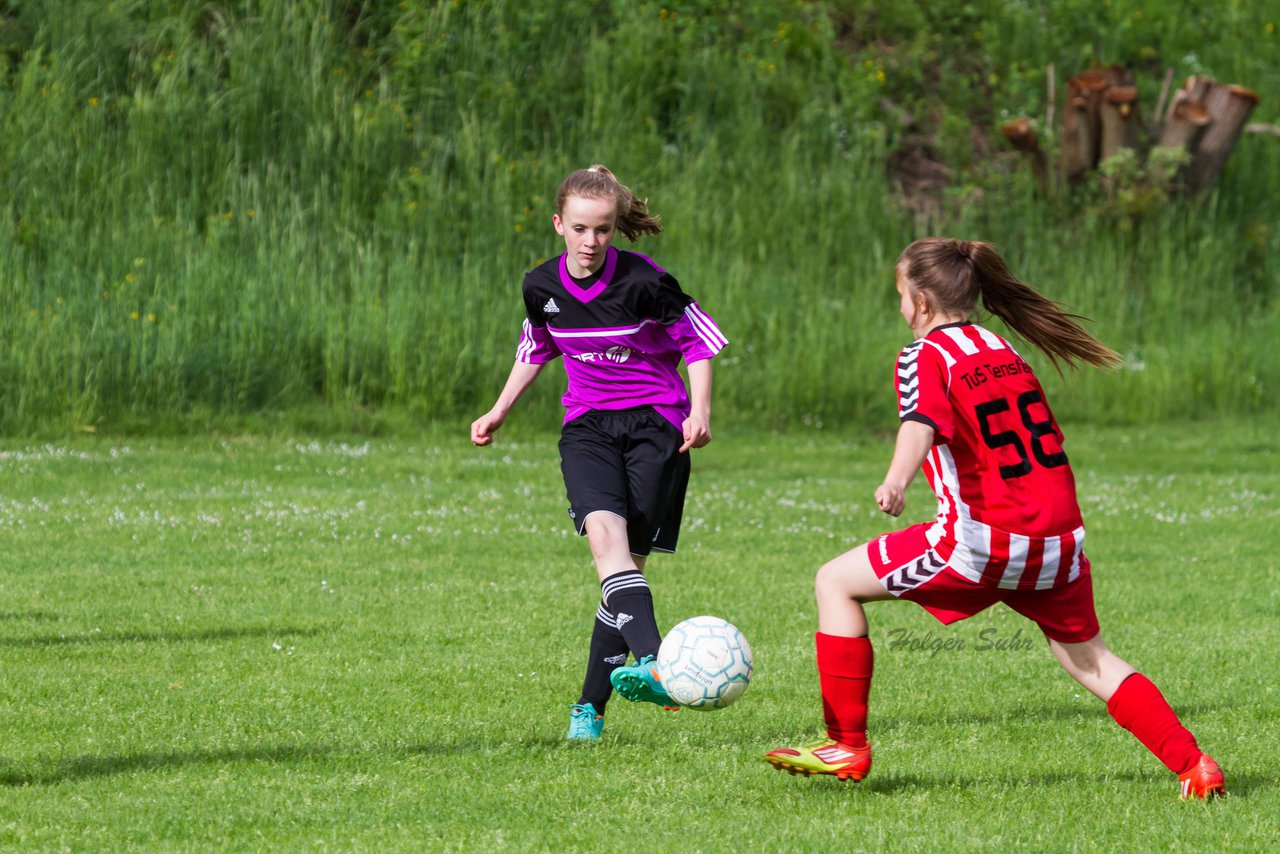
898;237;1122;372
555;165;662;242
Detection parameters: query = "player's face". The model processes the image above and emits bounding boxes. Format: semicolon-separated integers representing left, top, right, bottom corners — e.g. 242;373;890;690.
554;195;618;277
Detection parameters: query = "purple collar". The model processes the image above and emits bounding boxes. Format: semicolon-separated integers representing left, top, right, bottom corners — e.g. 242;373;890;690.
558;246;618;304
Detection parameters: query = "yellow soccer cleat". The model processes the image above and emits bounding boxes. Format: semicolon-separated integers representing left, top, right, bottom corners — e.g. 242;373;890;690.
765;738;873;781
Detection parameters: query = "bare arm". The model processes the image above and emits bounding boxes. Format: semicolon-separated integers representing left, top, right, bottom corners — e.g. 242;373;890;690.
874;420;935;516
470;361;546;446
679;358;713;453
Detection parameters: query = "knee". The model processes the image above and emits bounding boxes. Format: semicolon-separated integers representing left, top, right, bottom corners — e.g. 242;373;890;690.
584;512;628;555
814;560;845;602
1050;636;1109;680
584;511;624;535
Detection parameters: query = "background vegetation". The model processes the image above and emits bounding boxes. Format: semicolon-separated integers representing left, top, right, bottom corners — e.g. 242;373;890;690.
0;0;1276;435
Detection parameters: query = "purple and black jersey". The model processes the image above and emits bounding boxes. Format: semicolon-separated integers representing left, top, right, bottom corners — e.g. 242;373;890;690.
516;246;727;429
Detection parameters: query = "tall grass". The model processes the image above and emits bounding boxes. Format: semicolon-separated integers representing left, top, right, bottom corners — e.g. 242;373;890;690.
0;0;1276;434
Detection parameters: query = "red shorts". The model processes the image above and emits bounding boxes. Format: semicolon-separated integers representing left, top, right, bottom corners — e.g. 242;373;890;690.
868;523;1100;644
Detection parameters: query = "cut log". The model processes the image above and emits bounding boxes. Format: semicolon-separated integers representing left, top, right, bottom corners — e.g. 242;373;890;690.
1099;85;1140;161
1001;118;1049;194
1189;84;1261;190
1164;75;1214;126
1060;94;1094;183
1058;67;1131;181
1156;101;1211;151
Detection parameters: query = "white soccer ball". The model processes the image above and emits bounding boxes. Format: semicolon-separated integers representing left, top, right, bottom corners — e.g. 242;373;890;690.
656;616;754;710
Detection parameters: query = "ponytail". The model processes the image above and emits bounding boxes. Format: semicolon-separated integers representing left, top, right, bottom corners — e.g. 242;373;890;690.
555;165;662;241
899;237;1122;372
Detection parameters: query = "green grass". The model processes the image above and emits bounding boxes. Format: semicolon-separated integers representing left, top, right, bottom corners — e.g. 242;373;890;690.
0;1;1277;432
0;418;1275;850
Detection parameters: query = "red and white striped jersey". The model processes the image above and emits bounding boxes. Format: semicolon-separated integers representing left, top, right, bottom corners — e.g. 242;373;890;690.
895;322;1086;590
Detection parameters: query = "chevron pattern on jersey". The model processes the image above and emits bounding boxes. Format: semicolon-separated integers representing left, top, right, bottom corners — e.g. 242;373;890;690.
896;340;924;415
883;549;946;594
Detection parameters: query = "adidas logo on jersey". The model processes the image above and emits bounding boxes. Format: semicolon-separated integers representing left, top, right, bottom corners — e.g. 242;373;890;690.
615;613;634;629
543;298;560;314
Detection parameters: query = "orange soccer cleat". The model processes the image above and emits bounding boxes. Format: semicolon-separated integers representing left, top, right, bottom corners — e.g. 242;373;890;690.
1178;753;1225;800
764;738;873;781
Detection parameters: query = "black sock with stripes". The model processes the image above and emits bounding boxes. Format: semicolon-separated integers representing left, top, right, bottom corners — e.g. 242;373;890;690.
578;603;630;712
600;569;663;661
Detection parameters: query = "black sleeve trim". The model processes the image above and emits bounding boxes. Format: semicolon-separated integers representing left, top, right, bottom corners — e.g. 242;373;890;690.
901;411;943;438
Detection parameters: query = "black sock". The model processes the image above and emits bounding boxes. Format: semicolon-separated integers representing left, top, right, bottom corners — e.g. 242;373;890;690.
578;602;630;712
601;569;663;661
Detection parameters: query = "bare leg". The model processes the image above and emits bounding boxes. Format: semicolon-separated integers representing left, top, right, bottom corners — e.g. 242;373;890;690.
583;511;638;582
1054;631;1219;792
1047;632;1137;701
814;542;895;637
762;542;890;768
583;511;664;664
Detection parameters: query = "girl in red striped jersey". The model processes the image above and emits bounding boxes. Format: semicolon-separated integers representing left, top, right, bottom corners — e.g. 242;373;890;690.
765;237;1224;799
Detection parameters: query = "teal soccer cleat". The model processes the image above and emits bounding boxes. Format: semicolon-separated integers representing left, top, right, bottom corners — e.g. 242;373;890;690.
609;656;680;710
567;703;604;742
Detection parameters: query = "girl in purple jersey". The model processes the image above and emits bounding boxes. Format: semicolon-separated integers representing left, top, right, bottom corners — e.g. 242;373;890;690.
765;237;1223;799
471;165;728;742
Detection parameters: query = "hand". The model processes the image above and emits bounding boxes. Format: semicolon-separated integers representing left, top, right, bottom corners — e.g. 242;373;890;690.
470;410;504;446
679;413;712;453
874;481;906;517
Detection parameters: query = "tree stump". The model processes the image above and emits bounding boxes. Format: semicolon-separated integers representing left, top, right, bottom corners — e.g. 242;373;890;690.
1099;85;1140;161
1059;69;1110;181
1156;100;1211;151
1003;66;1261;196
1189;83;1261;191
1163;75;1214;124
1001;118;1049;195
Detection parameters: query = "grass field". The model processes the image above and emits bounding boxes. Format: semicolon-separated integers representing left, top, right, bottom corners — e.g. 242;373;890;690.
0;417;1274;850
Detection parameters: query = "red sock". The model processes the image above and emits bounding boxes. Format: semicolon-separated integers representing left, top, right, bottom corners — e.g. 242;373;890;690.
816;632;873;749
1106;673;1201;775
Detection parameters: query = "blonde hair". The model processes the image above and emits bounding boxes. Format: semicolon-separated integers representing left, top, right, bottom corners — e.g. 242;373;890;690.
898;237;1122;372
555;165;662;242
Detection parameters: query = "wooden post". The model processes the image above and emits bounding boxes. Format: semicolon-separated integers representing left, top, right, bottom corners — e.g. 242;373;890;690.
1152;67;1175;135
1099;85;1140;161
1002;118;1049;195
1189;84;1261;191
1045;63;1056;139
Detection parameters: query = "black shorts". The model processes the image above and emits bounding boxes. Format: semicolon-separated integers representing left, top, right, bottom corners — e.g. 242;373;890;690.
558;408;691;556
